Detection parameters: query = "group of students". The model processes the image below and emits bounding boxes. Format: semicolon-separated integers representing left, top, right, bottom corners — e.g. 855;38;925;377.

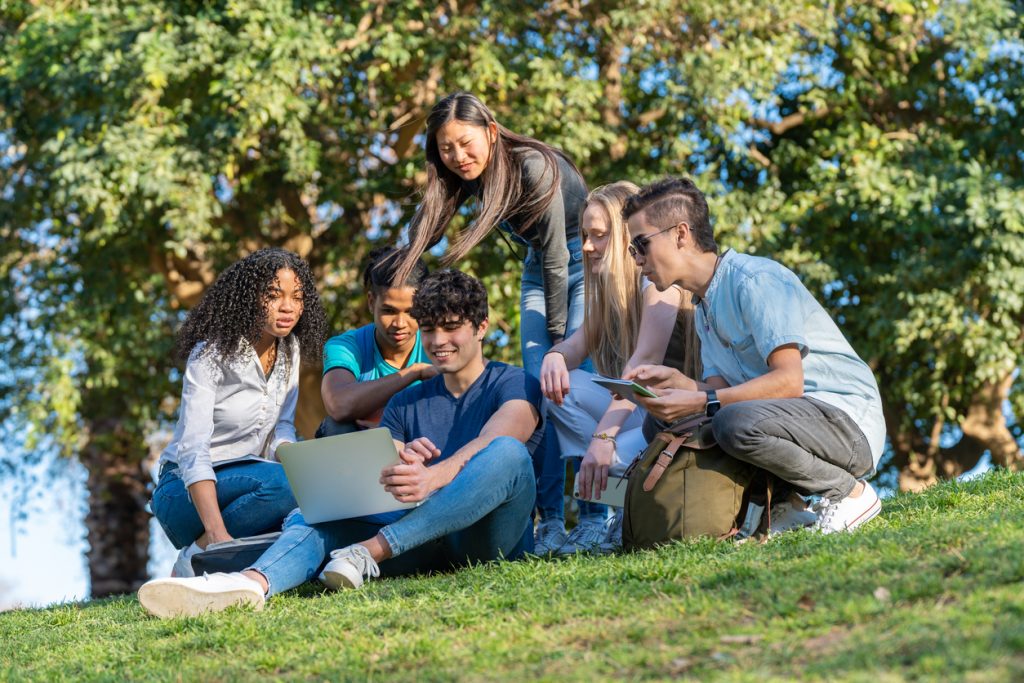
136;92;885;619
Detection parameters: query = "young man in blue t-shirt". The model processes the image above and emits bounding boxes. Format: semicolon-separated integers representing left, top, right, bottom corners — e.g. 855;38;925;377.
621;177;885;535
317;247;437;436
139;269;542;617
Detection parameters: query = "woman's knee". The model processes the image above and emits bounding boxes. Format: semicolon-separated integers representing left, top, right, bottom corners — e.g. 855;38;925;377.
281;507;307;529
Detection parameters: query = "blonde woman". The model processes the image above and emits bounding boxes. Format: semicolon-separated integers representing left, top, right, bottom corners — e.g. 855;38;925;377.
539;181;701;553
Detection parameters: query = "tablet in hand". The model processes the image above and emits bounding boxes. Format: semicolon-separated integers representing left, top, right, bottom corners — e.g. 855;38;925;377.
591;376;657;402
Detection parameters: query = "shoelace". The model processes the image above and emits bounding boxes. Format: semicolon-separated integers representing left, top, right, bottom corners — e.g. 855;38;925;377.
604;513;623;545
566;522;607;548
811;498;836;530
330;545;381;579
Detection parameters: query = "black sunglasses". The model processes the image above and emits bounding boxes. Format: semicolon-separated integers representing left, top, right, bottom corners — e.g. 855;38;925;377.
628;222;682;259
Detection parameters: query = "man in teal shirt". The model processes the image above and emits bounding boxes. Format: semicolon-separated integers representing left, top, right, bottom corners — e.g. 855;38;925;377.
317;247;437;436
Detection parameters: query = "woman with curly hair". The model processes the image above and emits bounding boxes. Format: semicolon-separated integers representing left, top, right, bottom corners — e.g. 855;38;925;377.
151;248;327;577
391;91;590;554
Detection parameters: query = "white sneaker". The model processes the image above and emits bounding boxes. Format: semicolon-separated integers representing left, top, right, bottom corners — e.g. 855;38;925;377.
138;572;265;618
557;516;611;555
768;498;817;537
319;544;380;590
533;519;568;556
171;542;201;578
813;481;882;534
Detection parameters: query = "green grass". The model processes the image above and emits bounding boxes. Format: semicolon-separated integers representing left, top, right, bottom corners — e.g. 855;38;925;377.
3;471;1024;682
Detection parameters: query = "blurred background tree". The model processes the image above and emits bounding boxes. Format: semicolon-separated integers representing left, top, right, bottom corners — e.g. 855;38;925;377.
1;0;1021;595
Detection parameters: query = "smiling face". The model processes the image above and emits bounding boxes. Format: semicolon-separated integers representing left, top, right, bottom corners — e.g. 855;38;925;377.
419;317;488;376
435;119;496;182
370;286;419;356
262;268;304;339
580;204;613;275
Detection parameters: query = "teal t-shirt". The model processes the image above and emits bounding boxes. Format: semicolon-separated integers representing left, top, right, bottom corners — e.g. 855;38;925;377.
322;323;429;380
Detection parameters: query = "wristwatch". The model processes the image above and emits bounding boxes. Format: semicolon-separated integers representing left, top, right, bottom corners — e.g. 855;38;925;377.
704;389;722;418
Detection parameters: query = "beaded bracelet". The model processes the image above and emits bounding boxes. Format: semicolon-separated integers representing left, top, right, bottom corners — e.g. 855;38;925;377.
591;432;617;443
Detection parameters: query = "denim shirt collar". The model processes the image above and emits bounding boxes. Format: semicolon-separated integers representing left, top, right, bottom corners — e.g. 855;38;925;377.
691;248;733;307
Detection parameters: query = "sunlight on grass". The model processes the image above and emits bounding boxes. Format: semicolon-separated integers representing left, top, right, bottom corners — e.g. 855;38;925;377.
2;471;1023;681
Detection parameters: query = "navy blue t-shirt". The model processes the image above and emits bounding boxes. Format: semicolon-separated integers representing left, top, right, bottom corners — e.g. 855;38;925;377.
360;361;542;525
380;361;543;457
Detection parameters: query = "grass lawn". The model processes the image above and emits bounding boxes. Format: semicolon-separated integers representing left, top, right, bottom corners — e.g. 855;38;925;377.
2;470;1023;682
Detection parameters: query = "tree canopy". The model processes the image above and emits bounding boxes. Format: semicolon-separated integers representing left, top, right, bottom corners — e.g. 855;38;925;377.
2;0;1022;593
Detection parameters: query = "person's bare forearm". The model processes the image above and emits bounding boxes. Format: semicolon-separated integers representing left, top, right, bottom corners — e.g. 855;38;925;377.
187;480;227;537
322;366;428;422
547;328;588;369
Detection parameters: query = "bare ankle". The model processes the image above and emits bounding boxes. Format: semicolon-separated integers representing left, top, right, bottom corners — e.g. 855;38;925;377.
848;480;865;498
361;533;393;562
242;570;269;594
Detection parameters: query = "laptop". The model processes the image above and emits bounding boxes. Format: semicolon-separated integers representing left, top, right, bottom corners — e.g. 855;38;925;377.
276;427;418;524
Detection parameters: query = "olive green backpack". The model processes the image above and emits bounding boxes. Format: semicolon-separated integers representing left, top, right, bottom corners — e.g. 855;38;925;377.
622;415;760;550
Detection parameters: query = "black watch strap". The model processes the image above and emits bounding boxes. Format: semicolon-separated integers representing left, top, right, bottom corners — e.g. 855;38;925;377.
704;389;722;417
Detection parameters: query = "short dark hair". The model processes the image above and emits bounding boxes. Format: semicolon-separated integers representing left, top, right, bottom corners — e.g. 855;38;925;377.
622;177;717;254
411;269;489;329
362;246;428;296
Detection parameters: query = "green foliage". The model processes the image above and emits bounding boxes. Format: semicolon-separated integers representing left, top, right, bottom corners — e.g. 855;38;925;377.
2;471;1023;680
1;0;1022;480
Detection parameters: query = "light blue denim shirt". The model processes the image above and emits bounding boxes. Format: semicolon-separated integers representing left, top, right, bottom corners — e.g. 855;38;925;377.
696;250;886;465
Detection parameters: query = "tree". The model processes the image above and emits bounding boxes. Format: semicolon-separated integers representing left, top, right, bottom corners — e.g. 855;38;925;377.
2;0;1021;594
0;0;607;595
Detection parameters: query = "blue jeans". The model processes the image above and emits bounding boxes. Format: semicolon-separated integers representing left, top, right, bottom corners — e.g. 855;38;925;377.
249;436;536;597
521;237;584;522
151;460;297;549
521;238;605;522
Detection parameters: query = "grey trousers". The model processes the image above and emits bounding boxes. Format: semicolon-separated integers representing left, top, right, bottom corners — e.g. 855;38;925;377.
711;397;874;501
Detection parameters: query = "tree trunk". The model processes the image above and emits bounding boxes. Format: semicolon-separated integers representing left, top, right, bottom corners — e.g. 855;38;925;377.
894;373;1022;492
80;418;153;598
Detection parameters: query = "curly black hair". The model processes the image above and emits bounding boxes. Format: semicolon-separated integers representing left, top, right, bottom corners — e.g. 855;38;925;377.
176;248;328;367
361;246;428;297
410;269;488;329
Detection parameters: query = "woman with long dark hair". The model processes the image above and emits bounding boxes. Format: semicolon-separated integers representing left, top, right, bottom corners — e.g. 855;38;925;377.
392;92;590;554
151;248;327;577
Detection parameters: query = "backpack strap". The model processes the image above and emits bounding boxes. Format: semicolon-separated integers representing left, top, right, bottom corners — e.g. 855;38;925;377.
642;434;689;492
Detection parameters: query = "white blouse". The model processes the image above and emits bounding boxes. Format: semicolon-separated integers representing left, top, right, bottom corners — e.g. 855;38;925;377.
158;338;300;488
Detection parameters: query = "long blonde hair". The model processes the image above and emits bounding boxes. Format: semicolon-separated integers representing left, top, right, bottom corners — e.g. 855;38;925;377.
582;182;702;380
582;182;644;377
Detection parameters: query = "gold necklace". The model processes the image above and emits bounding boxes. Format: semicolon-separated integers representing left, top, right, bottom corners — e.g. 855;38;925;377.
262;341;277;375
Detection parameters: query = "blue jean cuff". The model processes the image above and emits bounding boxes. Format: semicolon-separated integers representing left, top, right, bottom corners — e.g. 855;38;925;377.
380;525;402;558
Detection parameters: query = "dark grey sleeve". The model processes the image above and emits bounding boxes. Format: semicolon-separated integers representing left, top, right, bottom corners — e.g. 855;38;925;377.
521;152;571;341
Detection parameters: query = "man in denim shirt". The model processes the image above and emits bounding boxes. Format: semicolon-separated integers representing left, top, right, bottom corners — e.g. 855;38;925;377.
623;177;885;534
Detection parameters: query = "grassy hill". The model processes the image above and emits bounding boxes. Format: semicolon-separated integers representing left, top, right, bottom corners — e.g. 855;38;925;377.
2;470;1023;682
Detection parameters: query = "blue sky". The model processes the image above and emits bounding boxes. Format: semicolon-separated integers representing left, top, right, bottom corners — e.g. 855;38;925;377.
0;454;175;610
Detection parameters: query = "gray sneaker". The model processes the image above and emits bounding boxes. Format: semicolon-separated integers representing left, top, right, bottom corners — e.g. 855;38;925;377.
603;510;623;552
533;518;568;556
557;517;612;555
319;544;380;590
